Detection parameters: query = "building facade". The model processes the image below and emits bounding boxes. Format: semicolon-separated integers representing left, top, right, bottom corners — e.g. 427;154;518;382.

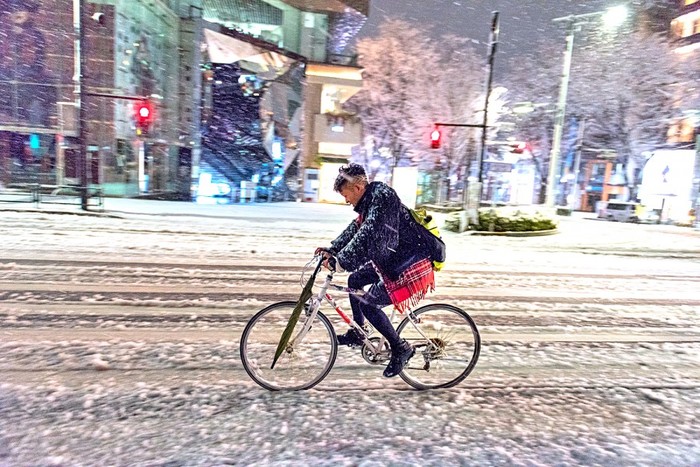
670;0;700;224
0;0;368;203
199;0;368;203
671;0;700;52
0;0;197;198
669;0;700;144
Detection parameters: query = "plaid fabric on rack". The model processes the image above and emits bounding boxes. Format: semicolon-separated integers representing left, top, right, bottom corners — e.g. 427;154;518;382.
379;258;435;313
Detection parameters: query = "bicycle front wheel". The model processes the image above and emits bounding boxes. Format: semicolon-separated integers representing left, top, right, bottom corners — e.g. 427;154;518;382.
240;301;338;390
397;303;480;390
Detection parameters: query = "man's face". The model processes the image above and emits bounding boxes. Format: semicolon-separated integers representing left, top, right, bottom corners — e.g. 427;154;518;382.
339;182;365;207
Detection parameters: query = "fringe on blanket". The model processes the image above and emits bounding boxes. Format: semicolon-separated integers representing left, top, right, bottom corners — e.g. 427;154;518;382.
381;258;435;313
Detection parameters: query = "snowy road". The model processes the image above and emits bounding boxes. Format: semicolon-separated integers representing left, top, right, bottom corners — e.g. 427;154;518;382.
1;201;699;465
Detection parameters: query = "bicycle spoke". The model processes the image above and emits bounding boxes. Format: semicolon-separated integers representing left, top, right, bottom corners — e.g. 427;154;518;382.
240;301;337;390
397;304;480;389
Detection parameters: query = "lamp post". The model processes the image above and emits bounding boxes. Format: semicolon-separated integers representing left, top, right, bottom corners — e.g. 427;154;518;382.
546;6;628;207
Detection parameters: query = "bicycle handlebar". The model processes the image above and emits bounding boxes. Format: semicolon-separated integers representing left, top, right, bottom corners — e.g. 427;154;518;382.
315;249;339;273
327;256;338;272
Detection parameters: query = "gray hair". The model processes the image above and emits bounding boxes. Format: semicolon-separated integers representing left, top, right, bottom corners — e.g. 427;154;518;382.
333;163;367;192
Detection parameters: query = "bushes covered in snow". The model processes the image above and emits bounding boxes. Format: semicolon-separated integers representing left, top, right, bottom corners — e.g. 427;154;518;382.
445;207;558;233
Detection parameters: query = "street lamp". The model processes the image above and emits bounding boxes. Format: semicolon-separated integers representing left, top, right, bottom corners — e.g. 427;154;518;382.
602;6;629;30
545;5;628;207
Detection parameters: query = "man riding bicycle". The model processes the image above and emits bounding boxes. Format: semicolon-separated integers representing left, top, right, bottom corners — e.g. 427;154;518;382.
316;164;436;378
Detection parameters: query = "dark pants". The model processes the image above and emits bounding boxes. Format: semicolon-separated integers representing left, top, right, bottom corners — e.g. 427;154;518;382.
348;267;402;349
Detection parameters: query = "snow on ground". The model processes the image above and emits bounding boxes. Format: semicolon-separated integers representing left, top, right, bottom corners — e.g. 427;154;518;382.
0;200;699;465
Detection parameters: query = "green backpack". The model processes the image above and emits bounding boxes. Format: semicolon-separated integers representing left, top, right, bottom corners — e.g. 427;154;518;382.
408;207;446;271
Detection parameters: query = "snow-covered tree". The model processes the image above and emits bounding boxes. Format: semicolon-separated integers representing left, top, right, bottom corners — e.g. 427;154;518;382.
567;29;687;196
351;20;487;191
503;26;690;202
351;20;438;184
420;36;484;195
501;41;561;204
632;0;680;34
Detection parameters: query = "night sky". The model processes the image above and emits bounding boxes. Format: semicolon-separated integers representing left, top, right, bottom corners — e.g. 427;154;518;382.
357;0;616;73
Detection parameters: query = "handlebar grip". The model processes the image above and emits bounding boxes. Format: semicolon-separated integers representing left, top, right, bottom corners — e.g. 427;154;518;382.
327;256;337;272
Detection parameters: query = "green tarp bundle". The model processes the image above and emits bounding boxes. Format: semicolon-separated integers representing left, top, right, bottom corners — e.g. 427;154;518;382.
271;260;323;369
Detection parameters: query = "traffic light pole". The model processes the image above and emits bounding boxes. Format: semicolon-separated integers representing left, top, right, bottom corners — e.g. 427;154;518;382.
433;122;489;224
84;92;147;101
74;0;146;210
479;11;499;188
694;135;700;229
430;12;499;225
74;0;88;210
433;124;487;128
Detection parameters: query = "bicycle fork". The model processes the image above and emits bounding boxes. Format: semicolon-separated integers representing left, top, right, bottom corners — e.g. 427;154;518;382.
288;272;335;349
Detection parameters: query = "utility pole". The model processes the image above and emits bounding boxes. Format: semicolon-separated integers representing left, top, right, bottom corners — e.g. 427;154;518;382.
547;7;628;207
546;19;575;208
73;0;88;210
432;12;499;229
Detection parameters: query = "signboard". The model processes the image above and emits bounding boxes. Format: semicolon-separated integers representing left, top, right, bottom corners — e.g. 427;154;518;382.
392;166;418;209
638;149;695;222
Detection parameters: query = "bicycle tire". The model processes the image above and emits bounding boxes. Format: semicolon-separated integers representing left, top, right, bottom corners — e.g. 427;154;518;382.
240;301;338;391
396;303;480;390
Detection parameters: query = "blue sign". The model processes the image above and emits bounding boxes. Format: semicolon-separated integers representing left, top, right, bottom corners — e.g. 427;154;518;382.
29;134;40;150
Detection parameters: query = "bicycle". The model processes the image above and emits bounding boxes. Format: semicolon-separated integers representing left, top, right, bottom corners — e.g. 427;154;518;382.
239;255;481;390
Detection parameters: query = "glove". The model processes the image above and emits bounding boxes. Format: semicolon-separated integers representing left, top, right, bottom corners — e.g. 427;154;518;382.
327;256;345;273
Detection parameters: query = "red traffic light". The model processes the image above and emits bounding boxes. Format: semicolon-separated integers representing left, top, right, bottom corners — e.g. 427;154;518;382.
135;100;153;123
138;105;150;119
430;129;441;149
134;100;154;135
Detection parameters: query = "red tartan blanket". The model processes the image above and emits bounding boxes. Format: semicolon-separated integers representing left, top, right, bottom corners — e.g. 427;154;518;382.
380;258;435;313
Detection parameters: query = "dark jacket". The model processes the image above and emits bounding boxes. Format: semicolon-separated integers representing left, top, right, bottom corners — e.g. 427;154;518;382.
329;181;432;281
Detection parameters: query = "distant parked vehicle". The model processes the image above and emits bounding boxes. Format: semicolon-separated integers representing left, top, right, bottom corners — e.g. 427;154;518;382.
601;201;637;222
600;201;659;223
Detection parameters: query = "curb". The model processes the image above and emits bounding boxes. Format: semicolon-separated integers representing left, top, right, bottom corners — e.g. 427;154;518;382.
0;207;124;219
469;228;559;237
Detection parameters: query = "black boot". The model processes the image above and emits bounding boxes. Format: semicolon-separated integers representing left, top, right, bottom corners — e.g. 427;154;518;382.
336;326;368;347
383;339;415;378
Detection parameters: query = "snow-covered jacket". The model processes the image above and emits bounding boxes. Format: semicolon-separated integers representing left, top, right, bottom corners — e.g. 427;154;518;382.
329;181;432;281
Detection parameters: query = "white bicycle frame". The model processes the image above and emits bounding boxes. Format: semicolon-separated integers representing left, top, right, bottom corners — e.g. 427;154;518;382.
289;265;440;356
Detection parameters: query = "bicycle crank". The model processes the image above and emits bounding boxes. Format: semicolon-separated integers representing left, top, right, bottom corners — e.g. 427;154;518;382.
361;337;391;365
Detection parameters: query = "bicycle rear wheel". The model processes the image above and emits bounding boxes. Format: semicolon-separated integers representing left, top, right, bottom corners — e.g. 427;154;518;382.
397;303;480;390
240;301;338;390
